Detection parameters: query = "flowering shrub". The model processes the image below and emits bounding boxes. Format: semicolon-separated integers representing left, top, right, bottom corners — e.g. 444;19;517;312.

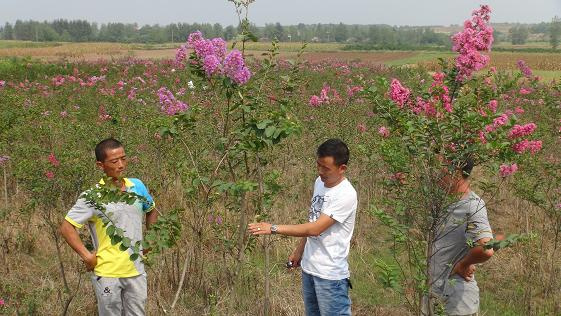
364;5;542;313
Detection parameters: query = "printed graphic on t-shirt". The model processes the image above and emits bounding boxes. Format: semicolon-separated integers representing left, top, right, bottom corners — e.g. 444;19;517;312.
309;195;325;222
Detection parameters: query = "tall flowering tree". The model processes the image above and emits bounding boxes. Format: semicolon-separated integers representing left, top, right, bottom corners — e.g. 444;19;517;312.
363;5;541;314
160;12;302;311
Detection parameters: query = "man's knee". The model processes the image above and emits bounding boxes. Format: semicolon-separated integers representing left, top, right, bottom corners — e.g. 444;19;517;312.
314;277;351;316
122;274;147;315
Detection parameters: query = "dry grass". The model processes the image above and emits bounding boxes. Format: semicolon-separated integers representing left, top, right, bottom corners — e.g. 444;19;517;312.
3;155;552;315
3;41;560;72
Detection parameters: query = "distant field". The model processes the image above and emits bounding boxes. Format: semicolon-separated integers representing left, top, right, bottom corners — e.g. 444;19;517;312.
0;40;63;49
494;41;551;49
1;40;560;79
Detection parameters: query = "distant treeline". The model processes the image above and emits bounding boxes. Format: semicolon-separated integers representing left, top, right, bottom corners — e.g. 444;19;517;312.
0;19;560;49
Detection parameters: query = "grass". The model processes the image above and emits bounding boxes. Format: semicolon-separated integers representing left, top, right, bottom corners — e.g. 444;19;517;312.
532;70;561;81
384;51;454;66
0;40;63;49
493;41;552;49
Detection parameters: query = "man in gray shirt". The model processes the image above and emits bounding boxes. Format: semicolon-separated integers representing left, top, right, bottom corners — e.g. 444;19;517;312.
429;159;494;315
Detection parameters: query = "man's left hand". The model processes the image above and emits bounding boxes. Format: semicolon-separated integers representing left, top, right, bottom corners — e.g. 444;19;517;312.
248;222;272;235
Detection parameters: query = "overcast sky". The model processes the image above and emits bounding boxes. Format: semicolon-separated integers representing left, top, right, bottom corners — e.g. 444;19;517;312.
1;0;559;26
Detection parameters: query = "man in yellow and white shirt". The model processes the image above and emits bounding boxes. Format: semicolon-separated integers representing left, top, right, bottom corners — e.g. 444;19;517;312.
60;138;157;315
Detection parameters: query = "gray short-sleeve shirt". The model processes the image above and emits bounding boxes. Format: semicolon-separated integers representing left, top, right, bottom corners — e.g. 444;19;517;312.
430;191;493;315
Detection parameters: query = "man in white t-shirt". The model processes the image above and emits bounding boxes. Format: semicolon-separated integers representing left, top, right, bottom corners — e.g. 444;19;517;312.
249;138;358;316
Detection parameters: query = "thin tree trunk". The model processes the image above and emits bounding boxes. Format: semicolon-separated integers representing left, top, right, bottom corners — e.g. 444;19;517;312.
170;251;190;310
263;236;270;316
3;165;7;209
236;192;248;276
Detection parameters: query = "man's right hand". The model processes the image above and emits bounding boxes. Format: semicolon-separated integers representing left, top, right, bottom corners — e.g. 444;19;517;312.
82;251;97;271
452;260;476;281
288;252;302;269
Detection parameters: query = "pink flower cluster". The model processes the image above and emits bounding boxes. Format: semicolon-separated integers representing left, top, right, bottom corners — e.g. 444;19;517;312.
309;84;342;107
48;153;60;167
0;80;5;87
45;153;60;180
519;88;533;95
429;72;452;113
378;126;390;138
451;5;494;81
517;60;533;78
45;171;55;179
98;105;112;122
499;163;518;177
389;76;452;116
157;87;189;116
488;100;498;113
0;155;9;165
52;75;65;87
357;123;367;133
177;31;252;85
389;79;410;108
346;85;363;98
508;123;536;139
309;95;321;107
485;113;510;133
127;88;137;100
512;140;542;154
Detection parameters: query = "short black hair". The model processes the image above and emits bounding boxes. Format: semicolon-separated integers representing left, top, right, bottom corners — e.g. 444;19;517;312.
460;158;474;179
317;139;349;166
95;138;123;162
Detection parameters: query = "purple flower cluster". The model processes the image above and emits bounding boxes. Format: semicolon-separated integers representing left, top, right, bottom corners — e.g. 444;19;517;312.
0;155;9;165
157;87;189;116
176;31;252;85
517;60;533;78
223;50;251;85
175;44;188;64
452;5;494;81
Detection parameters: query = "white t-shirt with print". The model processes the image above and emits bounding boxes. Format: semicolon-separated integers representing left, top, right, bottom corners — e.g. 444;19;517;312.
301;177;357;280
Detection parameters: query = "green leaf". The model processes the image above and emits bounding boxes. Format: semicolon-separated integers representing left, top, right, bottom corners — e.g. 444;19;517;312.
106;225;115;236
265;126;276;138
129;253;139;261
121;237;131;248
111;234;122;245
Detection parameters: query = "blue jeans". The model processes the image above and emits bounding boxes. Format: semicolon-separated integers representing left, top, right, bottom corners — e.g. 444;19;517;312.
301;271;351;316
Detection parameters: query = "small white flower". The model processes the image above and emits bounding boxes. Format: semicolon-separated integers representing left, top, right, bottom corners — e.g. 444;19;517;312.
188;81;195;90
202;85;208;91
171;68;176;72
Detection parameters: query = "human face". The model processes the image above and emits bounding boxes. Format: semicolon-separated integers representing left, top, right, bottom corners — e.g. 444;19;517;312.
437;165;463;194
316;156;346;188
96;147;127;179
